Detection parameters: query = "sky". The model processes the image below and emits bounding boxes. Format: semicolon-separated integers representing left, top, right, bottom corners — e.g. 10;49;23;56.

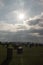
0;0;43;43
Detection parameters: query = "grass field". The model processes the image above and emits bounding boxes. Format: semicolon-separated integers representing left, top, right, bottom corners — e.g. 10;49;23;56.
0;44;43;65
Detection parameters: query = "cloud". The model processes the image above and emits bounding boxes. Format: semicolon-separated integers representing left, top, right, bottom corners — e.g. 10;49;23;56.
0;30;43;43
0;13;43;43
24;13;43;36
0;13;43;35
25;13;43;25
0;0;4;9
0;22;31;32
38;0;43;5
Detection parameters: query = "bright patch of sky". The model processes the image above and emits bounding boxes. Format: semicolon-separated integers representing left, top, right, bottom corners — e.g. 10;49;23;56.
0;0;43;24
0;0;43;42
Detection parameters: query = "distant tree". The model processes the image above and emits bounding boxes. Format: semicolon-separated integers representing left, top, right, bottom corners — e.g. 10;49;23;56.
0;41;1;45
29;44;32;48
24;43;28;47
39;43;43;46
27;42;29;45
32;43;34;47
13;44;19;50
35;43;38;47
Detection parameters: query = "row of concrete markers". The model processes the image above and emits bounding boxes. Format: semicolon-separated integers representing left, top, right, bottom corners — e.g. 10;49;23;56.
1;45;23;65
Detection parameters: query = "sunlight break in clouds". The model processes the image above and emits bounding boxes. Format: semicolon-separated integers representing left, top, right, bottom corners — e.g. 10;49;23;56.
0;13;43;42
5;10;26;24
0;13;43;33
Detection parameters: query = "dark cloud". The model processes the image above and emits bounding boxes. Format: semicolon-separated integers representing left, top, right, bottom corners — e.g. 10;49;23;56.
27;19;40;25
0;30;43;43
26;13;43;26
29;28;43;36
25;13;43;36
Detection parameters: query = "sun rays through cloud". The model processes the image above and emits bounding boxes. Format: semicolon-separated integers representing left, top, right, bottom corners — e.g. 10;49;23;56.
0;0;43;42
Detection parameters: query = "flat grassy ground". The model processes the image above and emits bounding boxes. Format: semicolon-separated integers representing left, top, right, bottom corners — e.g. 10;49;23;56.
0;44;43;65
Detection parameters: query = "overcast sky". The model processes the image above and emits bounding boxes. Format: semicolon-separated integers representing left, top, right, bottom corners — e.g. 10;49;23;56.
0;0;43;43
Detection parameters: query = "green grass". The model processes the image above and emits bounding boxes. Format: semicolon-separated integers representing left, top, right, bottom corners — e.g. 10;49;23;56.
0;45;7;65
0;45;43;65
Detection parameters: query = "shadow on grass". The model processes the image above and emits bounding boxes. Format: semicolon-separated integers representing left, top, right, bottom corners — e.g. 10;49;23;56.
1;58;12;65
1;48;13;65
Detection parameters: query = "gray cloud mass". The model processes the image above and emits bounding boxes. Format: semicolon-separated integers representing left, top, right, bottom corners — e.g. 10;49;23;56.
0;13;43;43
0;0;43;43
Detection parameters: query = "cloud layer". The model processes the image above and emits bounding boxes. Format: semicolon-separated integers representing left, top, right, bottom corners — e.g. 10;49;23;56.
0;0;43;43
0;13;43;43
